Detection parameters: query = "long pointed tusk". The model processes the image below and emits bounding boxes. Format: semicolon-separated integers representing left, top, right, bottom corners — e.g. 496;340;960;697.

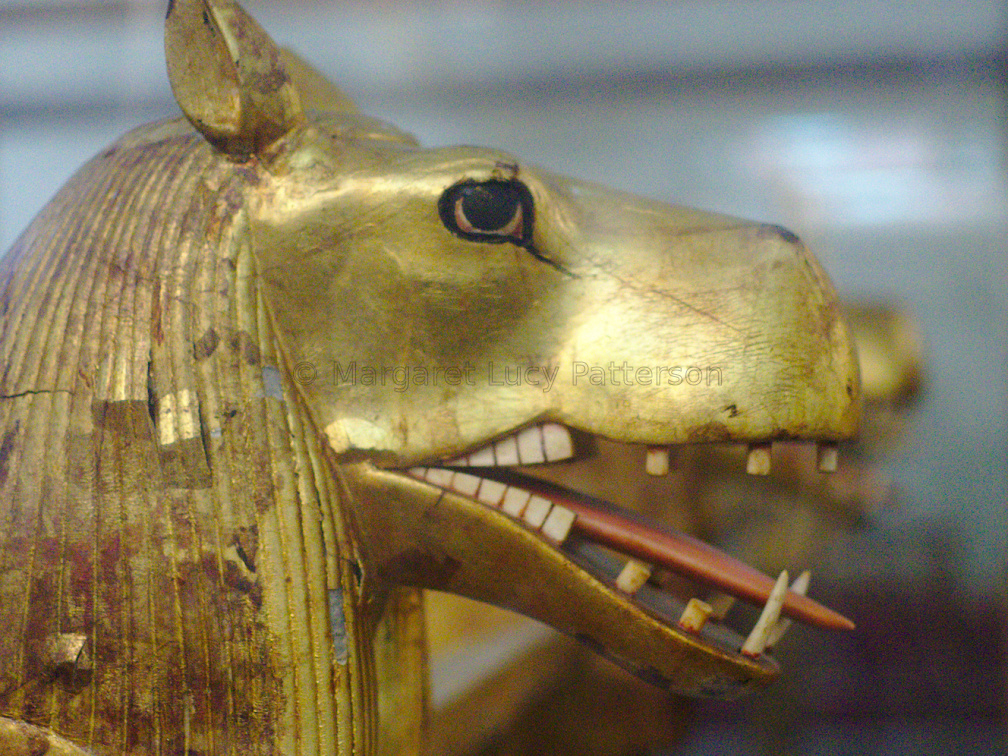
765;570;811;648
742;570;788;656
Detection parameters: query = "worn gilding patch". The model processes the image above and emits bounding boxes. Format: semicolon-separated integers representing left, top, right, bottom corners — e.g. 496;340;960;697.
260;365;284;400
328;589;348;664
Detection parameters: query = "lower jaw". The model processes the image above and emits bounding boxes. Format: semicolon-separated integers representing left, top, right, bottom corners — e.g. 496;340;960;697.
404;443;851;662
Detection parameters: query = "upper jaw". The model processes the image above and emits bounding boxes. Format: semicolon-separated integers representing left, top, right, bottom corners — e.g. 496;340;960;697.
352;421;853;699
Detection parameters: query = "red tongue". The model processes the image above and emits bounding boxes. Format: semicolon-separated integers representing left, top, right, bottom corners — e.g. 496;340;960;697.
498;470;854;632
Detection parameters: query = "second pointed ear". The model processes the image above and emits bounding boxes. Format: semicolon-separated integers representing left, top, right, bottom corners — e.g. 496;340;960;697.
165;0;303;156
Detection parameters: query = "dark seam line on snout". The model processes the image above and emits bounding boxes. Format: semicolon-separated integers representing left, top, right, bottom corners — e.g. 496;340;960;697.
523;241;578;279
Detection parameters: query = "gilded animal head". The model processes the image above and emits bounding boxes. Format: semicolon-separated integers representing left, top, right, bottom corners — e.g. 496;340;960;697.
0;7;865;754
165;0;860;698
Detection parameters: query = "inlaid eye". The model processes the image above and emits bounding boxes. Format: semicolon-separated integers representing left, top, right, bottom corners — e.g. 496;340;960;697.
453;183;523;236
439;180;533;245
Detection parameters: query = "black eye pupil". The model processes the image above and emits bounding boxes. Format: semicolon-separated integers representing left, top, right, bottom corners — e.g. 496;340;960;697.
438;178;534;246
459;184;519;231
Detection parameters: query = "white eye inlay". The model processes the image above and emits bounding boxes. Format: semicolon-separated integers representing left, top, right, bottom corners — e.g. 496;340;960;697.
453;196;524;238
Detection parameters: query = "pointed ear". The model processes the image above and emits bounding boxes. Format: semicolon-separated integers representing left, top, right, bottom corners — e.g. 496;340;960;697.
165;0;303;156
280;48;359;115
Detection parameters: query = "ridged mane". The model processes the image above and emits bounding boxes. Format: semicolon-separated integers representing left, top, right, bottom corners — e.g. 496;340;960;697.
0;119;376;755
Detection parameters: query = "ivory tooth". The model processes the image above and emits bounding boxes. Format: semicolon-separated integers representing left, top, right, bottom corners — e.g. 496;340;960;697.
746;442;772;475
741;570;788;657
516;426;546;464
615;559;652;594
540;505;576;543
476;478;507;506
451;472;481;497
408;467;428;479
501;487;531;517
645;447;670;476
678;598;713;633
494;436;520;465
425;468;454;487
467;445;496;466
542;423;574;461
707;593;736;620
789;569;811;597
816;442;839;473
462;424;574;467
522;495;552;528
765;570;811;648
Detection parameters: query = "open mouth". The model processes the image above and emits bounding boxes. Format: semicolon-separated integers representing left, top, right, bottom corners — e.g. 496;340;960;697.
401;421;853;692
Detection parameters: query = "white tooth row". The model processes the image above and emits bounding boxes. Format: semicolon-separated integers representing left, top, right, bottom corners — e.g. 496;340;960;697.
407;467;577;543
745;442;840;476
647;442;838;478
447;426;839;478
447;423;574;467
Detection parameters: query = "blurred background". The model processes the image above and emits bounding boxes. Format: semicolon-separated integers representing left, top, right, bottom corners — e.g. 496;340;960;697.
1;0;1005;753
